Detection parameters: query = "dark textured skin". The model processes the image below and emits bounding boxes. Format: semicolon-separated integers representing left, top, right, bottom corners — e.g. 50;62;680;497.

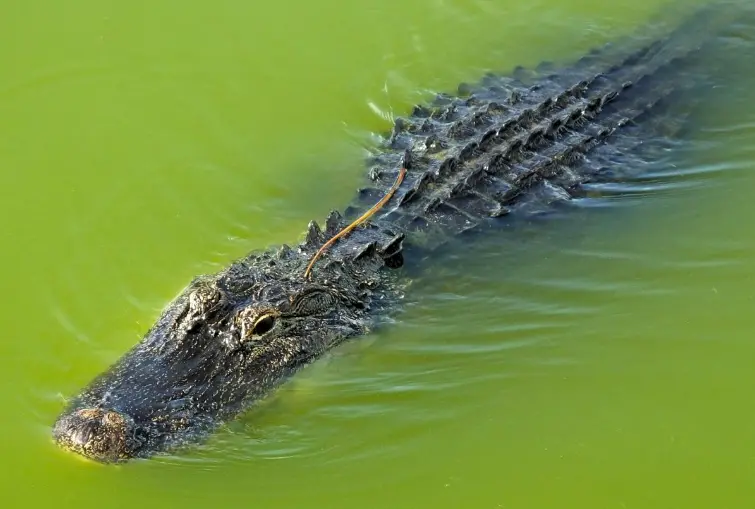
52;3;742;463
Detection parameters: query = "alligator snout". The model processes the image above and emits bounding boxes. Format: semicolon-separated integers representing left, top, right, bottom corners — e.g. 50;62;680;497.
52;407;142;463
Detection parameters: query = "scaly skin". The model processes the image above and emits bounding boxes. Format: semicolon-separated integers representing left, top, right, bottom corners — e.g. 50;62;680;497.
52;3;739;463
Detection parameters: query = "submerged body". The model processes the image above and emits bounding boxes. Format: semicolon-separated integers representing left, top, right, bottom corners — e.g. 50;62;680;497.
53;3;746;462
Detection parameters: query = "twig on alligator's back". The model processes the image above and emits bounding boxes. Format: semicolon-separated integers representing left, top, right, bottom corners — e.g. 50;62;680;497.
303;167;407;279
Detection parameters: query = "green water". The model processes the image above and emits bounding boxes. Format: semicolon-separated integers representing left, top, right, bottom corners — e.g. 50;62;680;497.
2;0;755;507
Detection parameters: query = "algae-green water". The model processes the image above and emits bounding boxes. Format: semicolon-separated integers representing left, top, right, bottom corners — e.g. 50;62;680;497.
2;0;755;507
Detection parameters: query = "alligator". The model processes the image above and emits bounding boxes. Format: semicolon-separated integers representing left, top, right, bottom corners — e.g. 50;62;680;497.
52;2;749;463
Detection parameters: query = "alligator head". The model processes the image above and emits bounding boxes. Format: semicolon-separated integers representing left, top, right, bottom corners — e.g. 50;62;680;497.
52;235;399;463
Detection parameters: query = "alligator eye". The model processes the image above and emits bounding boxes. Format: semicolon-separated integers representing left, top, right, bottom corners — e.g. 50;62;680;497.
289;288;336;315
251;314;276;336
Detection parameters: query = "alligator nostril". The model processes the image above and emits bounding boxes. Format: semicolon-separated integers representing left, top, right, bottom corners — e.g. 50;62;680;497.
53;407;139;463
69;427;91;447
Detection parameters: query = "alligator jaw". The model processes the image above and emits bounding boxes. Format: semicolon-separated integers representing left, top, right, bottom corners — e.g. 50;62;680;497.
51;322;220;464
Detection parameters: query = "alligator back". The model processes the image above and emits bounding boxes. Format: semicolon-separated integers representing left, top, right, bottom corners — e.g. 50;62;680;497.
305;3;740;262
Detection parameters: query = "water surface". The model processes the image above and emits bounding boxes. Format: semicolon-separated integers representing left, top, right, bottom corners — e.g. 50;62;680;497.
2;0;755;507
